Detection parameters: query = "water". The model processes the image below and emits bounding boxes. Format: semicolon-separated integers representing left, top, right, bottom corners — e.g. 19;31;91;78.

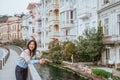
35;64;91;80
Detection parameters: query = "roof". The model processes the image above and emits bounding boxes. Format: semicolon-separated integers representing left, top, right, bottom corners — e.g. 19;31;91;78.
27;2;38;10
0;16;8;23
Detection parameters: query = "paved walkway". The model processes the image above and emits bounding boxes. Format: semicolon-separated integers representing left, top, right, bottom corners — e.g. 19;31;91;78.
0;49;18;80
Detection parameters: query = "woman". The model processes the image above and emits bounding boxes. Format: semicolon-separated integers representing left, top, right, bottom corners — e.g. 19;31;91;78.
15;40;45;80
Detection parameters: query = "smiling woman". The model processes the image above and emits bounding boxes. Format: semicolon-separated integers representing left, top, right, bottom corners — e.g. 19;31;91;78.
15;40;45;80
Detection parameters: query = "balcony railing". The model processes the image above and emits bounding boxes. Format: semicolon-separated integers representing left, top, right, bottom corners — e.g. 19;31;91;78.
48;31;60;38
46;4;59;11
60;35;76;42
60;19;74;29
103;35;120;45
78;8;91;19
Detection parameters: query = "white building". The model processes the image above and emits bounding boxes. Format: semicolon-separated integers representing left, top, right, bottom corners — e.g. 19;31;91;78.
59;0;77;42
77;0;98;36
98;0;120;66
21;14;32;41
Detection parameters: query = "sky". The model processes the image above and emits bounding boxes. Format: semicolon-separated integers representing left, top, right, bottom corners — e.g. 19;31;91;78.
0;0;40;16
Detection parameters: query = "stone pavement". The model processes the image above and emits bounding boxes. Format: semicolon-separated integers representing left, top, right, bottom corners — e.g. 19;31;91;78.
0;49;18;80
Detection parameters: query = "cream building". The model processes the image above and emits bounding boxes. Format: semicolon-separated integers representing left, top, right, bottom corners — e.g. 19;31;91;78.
98;0;120;66
0;16;22;43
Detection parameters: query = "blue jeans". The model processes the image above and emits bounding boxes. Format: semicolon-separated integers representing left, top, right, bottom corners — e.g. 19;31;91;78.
15;65;28;80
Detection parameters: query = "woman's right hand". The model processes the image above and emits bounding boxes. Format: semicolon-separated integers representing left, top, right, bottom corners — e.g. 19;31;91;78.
39;59;45;64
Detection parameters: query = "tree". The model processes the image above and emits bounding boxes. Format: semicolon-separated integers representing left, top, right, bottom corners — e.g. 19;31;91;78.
63;41;76;61
76;21;105;62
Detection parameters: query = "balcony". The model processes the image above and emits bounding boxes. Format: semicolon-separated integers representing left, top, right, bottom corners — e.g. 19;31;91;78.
60;35;76;42
46;4;59;12
48;20;59;27
103;35;120;45
78;8;91;19
60;20;74;29
48;32;60;38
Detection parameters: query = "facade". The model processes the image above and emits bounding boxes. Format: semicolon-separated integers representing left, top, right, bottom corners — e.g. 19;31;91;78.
21;14;32;41
21;0;120;66
35;0;60;50
98;0;120;66
59;0;77;42
77;0;98;36
0;16;22;43
27;2;42;46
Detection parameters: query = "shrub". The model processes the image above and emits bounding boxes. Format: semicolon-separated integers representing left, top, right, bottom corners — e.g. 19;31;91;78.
51;51;63;64
63;41;76;61
92;68;112;78
117;68;120;71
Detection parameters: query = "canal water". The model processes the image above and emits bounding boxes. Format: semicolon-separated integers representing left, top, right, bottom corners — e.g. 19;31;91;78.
35;64;90;80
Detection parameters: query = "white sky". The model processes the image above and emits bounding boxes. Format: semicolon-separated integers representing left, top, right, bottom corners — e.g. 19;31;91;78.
0;0;40;16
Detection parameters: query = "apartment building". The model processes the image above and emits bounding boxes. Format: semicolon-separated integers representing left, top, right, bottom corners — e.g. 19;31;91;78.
98;0;120;66
27;2;42;46
33;0;60;49
0;16;22;43
59;0;77;42
77;0;98;35
21;14;32;41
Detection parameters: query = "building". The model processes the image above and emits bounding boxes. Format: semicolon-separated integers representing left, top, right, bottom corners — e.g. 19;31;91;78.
21;14;32;42
27;2;42;46
0;16;22;43
77;0;98;35
59;0;77;42
98;0;120;66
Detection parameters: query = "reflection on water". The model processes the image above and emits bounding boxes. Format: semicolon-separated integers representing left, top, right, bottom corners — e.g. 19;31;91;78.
35;64;86;80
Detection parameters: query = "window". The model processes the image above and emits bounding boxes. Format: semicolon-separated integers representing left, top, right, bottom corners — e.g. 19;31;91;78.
66;11;69;23
85;23;90;30
104;0;109;4
92;21;96;28
104;18;109;35
66;30;68;36
117;14;120;35
32;28;34;33
106;48;110;60
70;11;73;24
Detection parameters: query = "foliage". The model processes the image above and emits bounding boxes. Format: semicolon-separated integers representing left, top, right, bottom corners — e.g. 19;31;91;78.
75;21;105;62
47;39;64;64
3;39;26;48
63;41;76;61
10;39;26;48
117;68;120;71
51;51;63;64
92;68;112;78
48;39;61;52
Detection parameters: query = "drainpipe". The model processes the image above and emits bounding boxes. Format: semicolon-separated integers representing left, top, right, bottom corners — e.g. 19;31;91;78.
114;35;118;69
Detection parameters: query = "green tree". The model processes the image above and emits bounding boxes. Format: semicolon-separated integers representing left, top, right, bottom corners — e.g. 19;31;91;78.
63;41;76;61
76;21;104;62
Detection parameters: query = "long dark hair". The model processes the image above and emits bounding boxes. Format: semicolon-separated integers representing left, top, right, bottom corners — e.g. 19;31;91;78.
26;40;37;57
